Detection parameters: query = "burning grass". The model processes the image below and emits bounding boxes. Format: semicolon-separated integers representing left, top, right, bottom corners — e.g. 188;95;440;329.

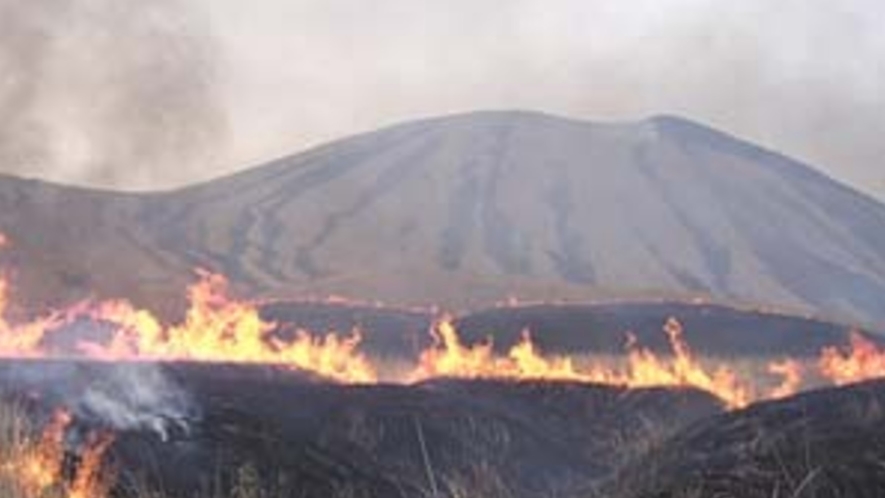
0;259;882;409
0;231;883;415
0;225;882;497
0;359;727;498
1;357;884;498
411;316;814;408
0;269;377;384
0;399;280;498
0;405;114;498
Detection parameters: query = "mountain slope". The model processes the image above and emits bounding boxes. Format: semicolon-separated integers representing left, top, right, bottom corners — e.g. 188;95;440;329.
1;111;884;326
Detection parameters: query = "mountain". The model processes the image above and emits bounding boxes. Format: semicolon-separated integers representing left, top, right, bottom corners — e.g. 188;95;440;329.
2;110;885;326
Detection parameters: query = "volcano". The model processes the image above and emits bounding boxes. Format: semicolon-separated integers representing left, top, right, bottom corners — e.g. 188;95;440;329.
2;111;885;327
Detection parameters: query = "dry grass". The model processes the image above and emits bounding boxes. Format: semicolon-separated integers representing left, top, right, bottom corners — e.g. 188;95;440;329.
0;400;518;498
0;403;70;498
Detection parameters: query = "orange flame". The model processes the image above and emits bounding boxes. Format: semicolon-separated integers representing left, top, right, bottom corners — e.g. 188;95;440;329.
819;332;885;386
0;271;63;358
412;317;585;382
68;432;115;498
0;233;880;406
412;317;806;409
582;318;752;408
78;272;377;383
16;410;71;494
1;409;114;498
766;359;804;399
0;262;376;383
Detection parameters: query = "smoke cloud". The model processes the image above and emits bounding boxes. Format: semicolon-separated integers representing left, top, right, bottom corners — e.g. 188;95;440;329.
78;364;197;441
0;0;228;189
211;0;885;199
0;0;881;198
1;360;199;441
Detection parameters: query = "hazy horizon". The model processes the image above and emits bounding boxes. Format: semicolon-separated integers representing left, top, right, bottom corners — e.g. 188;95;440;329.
0;0;882;199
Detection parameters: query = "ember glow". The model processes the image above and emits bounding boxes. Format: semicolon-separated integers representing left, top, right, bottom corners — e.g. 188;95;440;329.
0;409;114;498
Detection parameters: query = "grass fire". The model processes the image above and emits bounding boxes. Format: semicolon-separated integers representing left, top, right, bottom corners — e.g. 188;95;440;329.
0;233;882;403
1;7;884;491
1;229;885;496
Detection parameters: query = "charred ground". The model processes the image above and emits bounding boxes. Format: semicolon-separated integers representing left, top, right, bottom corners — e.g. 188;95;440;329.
606;379;885;498
3;357;885;498
0;359;722;498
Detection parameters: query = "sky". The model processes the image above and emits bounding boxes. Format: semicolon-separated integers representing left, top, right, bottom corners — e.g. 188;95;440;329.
0;0;883;198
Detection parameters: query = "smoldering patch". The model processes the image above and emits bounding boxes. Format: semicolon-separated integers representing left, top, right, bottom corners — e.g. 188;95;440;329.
0;359;199;441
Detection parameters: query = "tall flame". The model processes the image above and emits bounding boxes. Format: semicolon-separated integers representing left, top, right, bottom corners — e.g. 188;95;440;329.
1;409;114;498
412;317;585;382
68;432;115;498
584;318;753;408
412;317;804;409
0;265;376;383
79;271;377;383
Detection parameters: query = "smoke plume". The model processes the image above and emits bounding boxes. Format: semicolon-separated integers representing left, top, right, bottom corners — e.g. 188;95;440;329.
2;360;199;440
213;0;885;199
0;0;227;189
78;364;198;441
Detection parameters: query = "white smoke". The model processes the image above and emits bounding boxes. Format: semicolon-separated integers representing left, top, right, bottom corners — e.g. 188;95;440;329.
76;363;198;441
0;0;228;189
0;359;199;440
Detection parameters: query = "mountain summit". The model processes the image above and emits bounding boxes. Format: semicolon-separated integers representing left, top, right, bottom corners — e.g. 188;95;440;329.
2;111;885;326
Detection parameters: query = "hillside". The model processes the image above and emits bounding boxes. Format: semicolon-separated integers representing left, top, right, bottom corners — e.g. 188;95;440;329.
2;111;884;326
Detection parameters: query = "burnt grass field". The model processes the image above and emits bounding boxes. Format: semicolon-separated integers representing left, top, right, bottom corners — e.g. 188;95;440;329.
604;379;885;498
1;304;884;498
0;359;723;498
3;360;885;498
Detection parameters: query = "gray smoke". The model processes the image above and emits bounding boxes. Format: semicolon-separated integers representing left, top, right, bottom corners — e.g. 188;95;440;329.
2;360;199;440
1;1;882;197
211;0;885;199
0;0;227;189
77;363;197;441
